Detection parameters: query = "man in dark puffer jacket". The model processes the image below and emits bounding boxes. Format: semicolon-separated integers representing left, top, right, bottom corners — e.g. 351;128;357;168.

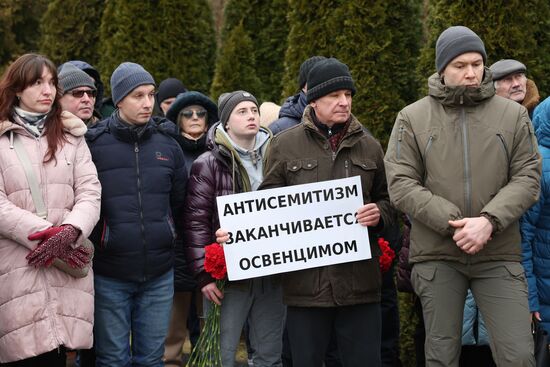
86;62;187;367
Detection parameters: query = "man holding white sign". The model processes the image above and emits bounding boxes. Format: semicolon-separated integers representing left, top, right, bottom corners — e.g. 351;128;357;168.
256;58;393;367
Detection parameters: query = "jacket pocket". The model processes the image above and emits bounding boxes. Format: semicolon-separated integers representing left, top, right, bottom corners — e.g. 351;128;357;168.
282;268;320;298
411;263;436;296
349;156;377;192
165;215;177;241
286;159;318;185
352;260;380;294
504;263;526;281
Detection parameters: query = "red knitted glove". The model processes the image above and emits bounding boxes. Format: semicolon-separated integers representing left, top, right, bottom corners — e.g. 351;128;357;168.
59;245;93;268
28;226;64;242
26;225;80;267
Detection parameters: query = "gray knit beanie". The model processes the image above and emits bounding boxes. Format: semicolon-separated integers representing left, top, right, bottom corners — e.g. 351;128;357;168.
489;59;526;81
217;90;259;129
110;62;155;106
58;63;96;94
306;58;356;103
435;26;487;74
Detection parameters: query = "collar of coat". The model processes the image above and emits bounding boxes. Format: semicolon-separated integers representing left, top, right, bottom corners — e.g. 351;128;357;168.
302;105;364;140
204;121;272;193
428;67;495;107
0;110;86;138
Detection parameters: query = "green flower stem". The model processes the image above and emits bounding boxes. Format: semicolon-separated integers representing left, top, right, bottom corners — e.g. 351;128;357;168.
186;280;225;367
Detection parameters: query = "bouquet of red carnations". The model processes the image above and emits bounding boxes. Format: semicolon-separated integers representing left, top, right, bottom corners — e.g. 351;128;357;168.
378;237;395;273
186;243;226;367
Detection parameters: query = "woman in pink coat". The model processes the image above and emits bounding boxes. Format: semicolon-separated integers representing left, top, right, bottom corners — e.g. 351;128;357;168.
0;54;101;366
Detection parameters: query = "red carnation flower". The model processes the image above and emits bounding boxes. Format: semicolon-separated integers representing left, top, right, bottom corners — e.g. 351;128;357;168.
378;237;395;273
204;243;227;280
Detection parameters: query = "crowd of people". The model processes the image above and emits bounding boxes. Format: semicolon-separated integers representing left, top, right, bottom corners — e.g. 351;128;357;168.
0;24;548;367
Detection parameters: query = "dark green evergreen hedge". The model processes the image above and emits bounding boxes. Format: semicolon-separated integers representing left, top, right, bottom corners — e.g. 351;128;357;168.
0;0;48;74
210;22;261;101
98;0;216;95
211;0;289;103
39;0;104;67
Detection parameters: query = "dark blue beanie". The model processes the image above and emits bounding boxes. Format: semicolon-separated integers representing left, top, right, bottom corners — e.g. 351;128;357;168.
111;62;155;106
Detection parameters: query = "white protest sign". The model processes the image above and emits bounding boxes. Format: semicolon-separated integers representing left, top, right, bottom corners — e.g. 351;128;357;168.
216;176;370;280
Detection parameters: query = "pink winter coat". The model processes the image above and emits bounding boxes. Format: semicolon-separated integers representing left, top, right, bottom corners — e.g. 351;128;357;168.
0;111;101;363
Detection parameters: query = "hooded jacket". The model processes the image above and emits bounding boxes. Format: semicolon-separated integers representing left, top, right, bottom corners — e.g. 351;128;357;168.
0;112;101;363
268;91;307;135
260;106;393;307
385;69;541;265
86;113;187;282
521;96;550;332
183;122;271;288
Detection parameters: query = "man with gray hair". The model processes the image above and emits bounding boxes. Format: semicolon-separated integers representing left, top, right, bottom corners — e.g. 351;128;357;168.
490;59;540;116
385;26;541;366
258;57;394;367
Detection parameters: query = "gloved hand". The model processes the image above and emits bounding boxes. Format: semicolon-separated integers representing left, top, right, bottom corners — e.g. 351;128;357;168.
28;226;64;242
59;245;93;269
26;225;80;267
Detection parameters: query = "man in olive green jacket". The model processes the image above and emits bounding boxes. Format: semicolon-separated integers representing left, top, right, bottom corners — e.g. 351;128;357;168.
385;26;541;367
261;58;393;367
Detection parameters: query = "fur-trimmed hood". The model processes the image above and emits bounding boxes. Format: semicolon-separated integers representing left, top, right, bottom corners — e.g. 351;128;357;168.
523;79;540;116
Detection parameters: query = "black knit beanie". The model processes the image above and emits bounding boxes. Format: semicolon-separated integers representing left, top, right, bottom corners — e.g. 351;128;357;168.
435;26;487;74
217;90;259;129
157;78;187;104
306;58;356;103
298;56;326;90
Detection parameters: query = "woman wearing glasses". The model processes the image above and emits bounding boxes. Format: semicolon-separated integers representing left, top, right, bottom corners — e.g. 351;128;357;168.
160;91;218;366
0;53;101;366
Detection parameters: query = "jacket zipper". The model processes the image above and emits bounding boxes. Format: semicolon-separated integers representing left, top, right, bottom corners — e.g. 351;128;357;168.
35;134;59;348
422;135;434;183
496;134;510;163
345;160;350;177
460;106;472;217
397;122;404;159
496;134;511;182
424;135;433;158
525;122;535;154
135;142;148;281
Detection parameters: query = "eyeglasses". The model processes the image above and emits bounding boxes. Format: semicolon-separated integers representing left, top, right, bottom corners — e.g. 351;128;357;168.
69;89;97;98
180;110;207;119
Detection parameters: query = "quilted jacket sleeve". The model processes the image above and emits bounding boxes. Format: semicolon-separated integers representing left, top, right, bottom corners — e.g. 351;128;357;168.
183;153;218;288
